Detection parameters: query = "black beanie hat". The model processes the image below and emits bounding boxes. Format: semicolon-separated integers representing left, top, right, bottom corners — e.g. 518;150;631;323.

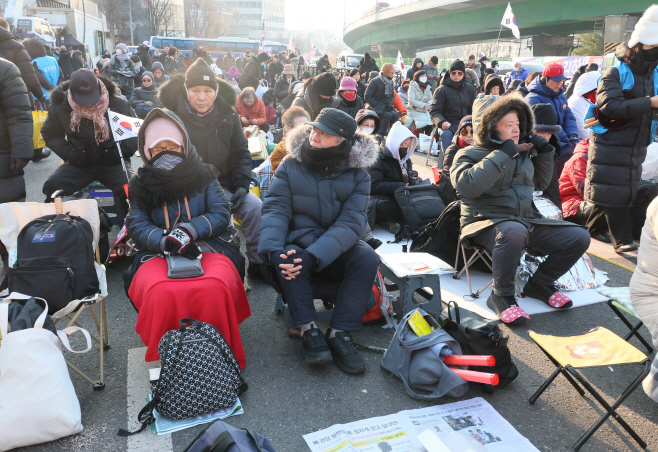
450;60;466;73
313;72;337;97
430;56;438;64
185;58;218;91
531;103;562;135
130;54;141;63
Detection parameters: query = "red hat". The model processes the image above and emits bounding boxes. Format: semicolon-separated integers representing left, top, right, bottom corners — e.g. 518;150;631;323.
543;63;566;81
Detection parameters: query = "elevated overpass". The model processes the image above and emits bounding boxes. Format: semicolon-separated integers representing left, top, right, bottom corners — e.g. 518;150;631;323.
343;0;653;56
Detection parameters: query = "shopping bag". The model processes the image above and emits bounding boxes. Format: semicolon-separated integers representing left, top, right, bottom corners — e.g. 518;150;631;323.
32;110;48;149
255;81;269;99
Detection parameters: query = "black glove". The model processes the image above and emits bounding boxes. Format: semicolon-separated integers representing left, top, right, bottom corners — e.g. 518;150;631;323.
230;187;248;212
529;133;551;153
10;158;30;176
163;228;193;255
499;139;519;159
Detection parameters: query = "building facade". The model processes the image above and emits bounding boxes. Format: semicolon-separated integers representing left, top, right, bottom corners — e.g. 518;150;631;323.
218;0;285;43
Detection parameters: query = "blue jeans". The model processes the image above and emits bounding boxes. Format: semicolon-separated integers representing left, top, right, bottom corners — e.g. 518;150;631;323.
270;242;380;330
440;128;454;152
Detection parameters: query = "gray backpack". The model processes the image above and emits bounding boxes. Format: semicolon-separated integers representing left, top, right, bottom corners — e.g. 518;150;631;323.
381;308;469;399
184;421;276;452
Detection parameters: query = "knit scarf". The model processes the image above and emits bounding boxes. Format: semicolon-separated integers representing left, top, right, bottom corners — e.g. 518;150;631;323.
67;81;110;144
379;72;392;97
129;148;219;213
300;139;351;173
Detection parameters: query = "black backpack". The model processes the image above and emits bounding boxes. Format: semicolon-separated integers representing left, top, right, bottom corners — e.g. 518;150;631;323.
9;213;99;314
410;200;462;267
440;301;519;391
394;184;446;238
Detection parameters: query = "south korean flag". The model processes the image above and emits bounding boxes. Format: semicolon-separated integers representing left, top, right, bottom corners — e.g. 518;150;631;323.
109;110;143;142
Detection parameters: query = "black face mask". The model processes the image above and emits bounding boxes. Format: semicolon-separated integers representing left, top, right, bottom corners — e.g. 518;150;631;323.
642;46;658;62
399;147;408;159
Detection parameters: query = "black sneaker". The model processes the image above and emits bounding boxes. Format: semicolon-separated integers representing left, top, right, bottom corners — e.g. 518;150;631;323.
486;292;529;326
591;233;611;243
32;147;51;162
326;329;365;374
301;327;332;364
366;238;383;250
523;278;573;309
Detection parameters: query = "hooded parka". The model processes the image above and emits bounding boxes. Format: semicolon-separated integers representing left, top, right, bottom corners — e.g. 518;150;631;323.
291;81;340;120
450;95;572;241
0;26;44;100
585;43;657;209
258;125;378;270
567;71;602;140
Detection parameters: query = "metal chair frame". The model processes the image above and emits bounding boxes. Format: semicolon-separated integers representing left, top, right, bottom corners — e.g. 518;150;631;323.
529;342;650;451
607;299;654;354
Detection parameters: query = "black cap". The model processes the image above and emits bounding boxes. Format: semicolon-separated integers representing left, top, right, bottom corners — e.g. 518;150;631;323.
531;103;562;135
301;70;312;79
308;108;357;139
313;72;337;97
70;69;101;105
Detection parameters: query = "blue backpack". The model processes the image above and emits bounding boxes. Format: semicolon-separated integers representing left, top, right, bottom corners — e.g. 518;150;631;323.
184;421;276;452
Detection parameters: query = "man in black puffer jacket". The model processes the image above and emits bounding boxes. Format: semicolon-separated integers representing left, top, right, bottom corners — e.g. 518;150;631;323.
358;52;379;83
0;18;45;103
259;109;379;374
158;58;263;275
431;60;476;152
364;63;398;135
239;52;269;90
0;57;33;203
136;43;152;71
41;71;137;216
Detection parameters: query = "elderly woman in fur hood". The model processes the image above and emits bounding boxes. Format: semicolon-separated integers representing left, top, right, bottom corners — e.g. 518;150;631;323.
451;95;590;325
158;58;264;280
41;70;137;218
258;108;379;375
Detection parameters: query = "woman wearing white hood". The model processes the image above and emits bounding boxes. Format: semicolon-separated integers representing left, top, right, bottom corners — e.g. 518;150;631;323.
367;122;419;233
567;70;602;140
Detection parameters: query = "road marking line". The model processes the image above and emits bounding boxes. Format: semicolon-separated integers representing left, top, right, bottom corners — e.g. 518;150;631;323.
126;347;173;452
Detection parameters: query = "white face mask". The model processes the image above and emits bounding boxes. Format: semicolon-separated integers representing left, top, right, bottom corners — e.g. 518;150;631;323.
116;48;124;55
419;76;428;83
134;61;142;68
360;126;374;135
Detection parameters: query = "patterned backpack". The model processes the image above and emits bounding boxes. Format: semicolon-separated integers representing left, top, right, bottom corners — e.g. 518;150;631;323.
119;319;247;436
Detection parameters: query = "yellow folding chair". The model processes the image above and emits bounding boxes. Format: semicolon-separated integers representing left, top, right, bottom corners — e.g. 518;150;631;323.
529;327;650;450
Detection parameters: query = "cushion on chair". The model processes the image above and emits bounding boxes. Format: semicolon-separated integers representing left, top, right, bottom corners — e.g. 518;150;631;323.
529;327;647;368
596;286;638;318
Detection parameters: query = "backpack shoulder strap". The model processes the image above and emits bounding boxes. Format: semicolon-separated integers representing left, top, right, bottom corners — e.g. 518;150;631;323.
207;431;236;452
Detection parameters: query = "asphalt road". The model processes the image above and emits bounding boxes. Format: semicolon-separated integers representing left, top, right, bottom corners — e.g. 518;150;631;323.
5;152;658;452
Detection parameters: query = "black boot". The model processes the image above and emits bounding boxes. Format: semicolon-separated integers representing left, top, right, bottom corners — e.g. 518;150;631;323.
32;147;51;162
523;277;573;309
486;292;529;325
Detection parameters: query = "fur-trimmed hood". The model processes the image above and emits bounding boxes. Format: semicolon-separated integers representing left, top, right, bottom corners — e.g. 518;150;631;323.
474;94;534;149
157;73;238;111
286;124;378;169
49;75;119;106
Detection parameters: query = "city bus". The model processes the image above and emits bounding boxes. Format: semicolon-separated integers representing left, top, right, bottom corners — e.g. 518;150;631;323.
149;36;287;59
12;17;57;48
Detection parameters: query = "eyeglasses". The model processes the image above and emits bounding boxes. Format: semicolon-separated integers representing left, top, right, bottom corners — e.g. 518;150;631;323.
460;129;473;136
451;71;464;76
142;78;153;83
151;145;181;153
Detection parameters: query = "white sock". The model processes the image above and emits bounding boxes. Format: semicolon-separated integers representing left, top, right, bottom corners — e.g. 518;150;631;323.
328;328;343;339
300;322;317;336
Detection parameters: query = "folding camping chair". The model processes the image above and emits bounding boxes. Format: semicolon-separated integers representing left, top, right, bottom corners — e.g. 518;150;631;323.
452;237;494;299
528;327;650;450
595;286;653;354
0;198;109;390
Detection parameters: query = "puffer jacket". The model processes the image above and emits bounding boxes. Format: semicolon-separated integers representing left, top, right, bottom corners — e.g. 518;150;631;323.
41;77;138;168
451;95;570;241
358;55;379;82
259;125;378;270
364;75;395;115
126;109;233;256
585;43;657;209
129;87;160;119
71;50;85;71
567;71;602;140
57;50;74;80
506;67;529;87
273;75;293;101
368;146;414;197
234;94;267;126
335;93;365;118
559;139;588;218
0;58;33;202
136;46;152;71
158;74;252;193
406;81;433;129
0;26;43;100
430;73;477;132
406;58;423;80
108;56;137;96
291;81;340;120
630;196;658;402
316;57;331;73
164;55;187;75
525;76;579;157
239;56;261;90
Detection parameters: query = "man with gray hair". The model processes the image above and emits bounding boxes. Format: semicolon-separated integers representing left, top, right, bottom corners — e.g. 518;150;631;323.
364;63;399;135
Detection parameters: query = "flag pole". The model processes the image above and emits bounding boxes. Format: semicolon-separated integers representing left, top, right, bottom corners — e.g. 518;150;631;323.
496;24;503;58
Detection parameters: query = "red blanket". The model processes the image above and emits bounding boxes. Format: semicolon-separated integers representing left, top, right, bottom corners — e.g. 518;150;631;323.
128;253;251;367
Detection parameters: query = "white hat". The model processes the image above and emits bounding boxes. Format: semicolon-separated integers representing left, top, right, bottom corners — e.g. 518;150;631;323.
142;41;150;46
629;4;658;47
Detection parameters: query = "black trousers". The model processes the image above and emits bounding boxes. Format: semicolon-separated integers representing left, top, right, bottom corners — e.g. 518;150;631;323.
270;242;379;331
543;161;562;210
372;196;402;226
379;110;400;136
568;202;633;248
43;162;130;216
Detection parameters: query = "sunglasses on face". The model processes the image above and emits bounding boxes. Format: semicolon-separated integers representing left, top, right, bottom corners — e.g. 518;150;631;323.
451;71;463;76
460;129;473;136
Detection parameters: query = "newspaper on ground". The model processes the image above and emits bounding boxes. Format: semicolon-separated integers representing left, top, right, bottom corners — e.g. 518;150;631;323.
303;397;539;451
146;395;244;435
378;252;453;278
